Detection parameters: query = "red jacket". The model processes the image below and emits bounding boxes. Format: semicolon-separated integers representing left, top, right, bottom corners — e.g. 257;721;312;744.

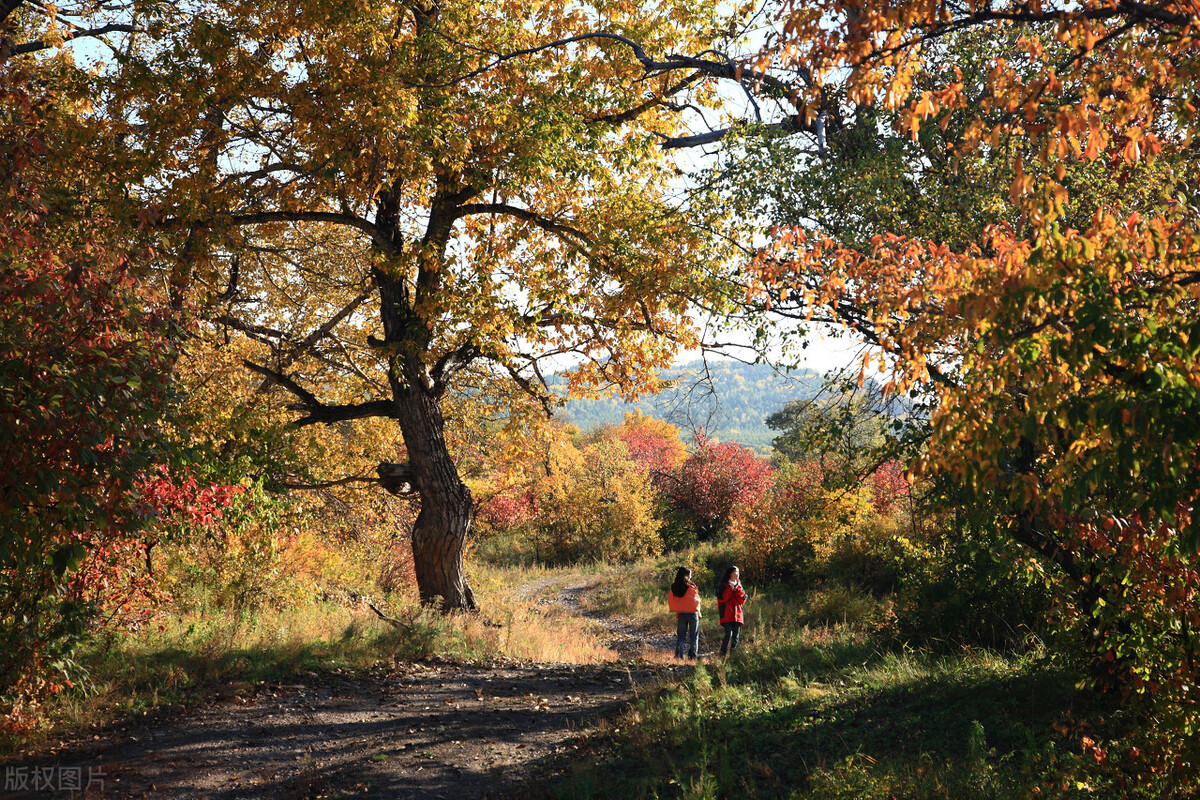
667;584;701;613
719;582;746;624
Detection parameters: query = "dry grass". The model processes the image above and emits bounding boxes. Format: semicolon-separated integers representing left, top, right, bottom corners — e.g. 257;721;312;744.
5;557;661;751
469;563;619;663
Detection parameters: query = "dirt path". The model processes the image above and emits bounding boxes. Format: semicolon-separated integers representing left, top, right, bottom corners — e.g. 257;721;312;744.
522;575;677;658
7;576;678;799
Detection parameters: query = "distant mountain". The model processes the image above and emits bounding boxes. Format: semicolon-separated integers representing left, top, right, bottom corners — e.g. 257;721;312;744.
554;360;825;453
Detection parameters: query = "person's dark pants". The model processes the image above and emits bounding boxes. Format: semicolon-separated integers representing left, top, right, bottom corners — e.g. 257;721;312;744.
675;612;699;658
720;621;742;655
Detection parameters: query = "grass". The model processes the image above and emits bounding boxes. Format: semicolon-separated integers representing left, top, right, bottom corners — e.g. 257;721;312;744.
510;546;1138;800
2;560;614;754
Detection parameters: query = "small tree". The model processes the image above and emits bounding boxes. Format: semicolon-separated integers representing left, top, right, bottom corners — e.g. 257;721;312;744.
531;437;662;564
666;434;774;542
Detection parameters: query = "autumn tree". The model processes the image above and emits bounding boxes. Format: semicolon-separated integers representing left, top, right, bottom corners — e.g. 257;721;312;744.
750;0;1200;599
614;411;687;481
666;434;774;541
60;0;798;611
739;0;1200;785
0;25;180;702
529;434;663;564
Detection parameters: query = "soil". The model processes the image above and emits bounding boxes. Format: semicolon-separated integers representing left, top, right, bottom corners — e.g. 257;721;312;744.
5;577;682;799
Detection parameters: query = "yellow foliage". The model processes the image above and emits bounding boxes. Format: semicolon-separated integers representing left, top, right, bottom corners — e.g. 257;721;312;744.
528;436;663;564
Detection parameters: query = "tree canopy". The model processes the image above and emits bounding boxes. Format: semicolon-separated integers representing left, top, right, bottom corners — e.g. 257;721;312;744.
2;0;775;609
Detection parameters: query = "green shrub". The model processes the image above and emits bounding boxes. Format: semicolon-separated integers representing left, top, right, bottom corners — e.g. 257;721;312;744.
891;528;1053;651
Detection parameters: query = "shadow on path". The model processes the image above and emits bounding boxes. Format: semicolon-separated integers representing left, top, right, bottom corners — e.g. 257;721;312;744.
5;576;682;799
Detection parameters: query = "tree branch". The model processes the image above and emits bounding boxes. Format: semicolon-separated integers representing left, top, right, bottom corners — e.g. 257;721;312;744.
275;474;380;490
0;0;23;26
430;342;482;390
419;30;800;101
225;211;400;258
7;22;138;56
660;115;814;150
591;74;703;126
376;461;418;496
456;202;594;245
503;362;556;417
242;359;397;426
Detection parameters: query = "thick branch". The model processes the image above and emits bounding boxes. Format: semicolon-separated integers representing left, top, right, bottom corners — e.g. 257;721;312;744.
430;342;482;390
376;462;418;496
243;359;396;426
225;211;400;258
425;30;799;100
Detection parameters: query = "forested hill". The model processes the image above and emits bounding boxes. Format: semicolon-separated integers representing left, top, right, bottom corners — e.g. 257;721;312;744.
554;360;825;452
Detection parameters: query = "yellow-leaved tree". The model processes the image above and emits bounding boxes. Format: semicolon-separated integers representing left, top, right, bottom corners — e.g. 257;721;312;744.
80;0;764;609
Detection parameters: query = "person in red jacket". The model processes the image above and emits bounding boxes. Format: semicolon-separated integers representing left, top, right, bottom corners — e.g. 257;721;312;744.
668;567;702;659
717;565;747;655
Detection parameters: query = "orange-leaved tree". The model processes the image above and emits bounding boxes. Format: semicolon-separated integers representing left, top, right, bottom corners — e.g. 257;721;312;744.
748;0;1200;785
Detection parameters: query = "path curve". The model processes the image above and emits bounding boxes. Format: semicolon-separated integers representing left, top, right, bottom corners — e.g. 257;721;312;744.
522;575;677;658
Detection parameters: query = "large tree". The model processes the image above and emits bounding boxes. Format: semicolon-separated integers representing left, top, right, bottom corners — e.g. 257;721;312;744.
738;2;1200;781
748;0;1200;581
74;0;785;610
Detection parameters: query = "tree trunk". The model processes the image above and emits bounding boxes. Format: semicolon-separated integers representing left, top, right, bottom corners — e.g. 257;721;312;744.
395;387;477;612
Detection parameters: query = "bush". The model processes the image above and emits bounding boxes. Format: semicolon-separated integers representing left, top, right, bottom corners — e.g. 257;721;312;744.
733;459;871;583
158;481;301;614
525;436;662;564
890;526;1053;651
825;515;913;595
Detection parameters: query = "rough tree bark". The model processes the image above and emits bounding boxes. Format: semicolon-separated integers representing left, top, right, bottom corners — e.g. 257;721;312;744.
392;388;477;611
368;178;482;611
